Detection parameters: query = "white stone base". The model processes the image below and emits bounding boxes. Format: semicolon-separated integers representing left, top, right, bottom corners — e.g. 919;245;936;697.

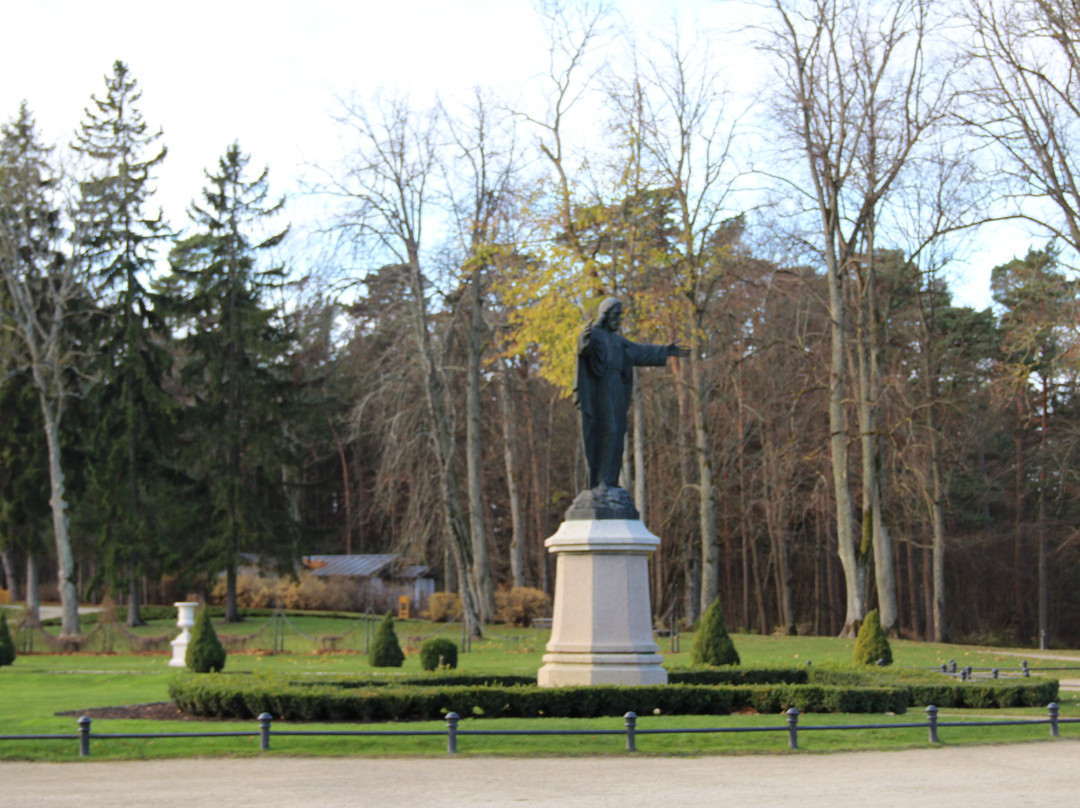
537;519;667;687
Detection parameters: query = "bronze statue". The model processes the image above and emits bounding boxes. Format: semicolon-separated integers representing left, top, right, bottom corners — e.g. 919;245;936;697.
573;297;688;502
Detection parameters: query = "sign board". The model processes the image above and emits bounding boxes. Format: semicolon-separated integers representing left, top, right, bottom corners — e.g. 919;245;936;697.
397;595;410;619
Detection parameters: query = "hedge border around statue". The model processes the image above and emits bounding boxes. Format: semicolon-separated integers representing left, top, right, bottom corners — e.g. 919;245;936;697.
169;669;1058;723
168;674;910;722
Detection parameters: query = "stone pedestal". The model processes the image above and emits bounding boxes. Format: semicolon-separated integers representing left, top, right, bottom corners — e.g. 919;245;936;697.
537;518;667;687
168;602;199;668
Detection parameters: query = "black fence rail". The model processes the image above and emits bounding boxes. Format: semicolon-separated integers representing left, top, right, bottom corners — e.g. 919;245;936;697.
919;659;1080;682
2;703;1076;757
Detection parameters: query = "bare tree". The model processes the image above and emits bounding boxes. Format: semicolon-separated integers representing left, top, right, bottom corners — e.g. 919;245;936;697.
760;0;955;635
321;94;483;636
0;105;89;636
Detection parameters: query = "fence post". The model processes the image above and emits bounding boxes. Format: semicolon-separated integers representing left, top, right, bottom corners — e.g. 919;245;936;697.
992;668;999;679
258;712;272;751
1022;660;1029;678
624;712;637;752
948;659;956;674
925;705;939;744
446;712;459;755
1048;703;1059;738
78;716;91;758
786;707;799;750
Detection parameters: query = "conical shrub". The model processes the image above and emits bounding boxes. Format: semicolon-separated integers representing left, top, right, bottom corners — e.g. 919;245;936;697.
369;612;405;667
186;607;227;673
691;598;740;666
852;608;892;666
0;612;16;667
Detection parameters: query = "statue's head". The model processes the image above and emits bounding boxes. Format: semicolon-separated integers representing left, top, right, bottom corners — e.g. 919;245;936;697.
595;297;623;331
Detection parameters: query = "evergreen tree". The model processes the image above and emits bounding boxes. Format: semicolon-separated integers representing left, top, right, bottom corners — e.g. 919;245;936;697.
163;142;297;622
691;598;740;666
185;607;226;673
70;61;175;626
852;609;892;666
0;611;15;666
369;612;405;667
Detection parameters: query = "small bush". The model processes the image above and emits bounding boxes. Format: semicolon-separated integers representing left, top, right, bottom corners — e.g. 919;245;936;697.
369;612;405;667
419;637;458;671
853;609;892;666
0;612;16;666
495;586;551;626
185;608;227;673
691;598;740;666
422;592;462;622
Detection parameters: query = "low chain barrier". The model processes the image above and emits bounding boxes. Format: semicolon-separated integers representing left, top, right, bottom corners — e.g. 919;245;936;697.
2;703;1075;757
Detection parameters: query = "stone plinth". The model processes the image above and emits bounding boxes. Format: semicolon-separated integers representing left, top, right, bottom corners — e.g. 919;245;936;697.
537;518;667;687
168;602;199;668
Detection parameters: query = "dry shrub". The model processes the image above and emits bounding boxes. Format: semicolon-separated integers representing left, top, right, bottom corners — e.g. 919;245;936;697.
212;572;356;611
422;592;462;622
495;587;551;627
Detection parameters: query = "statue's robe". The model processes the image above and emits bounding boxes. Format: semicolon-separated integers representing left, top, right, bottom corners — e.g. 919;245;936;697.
574;324;669;489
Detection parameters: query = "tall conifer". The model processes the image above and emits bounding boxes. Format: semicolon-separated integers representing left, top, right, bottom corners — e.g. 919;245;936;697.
164;142;297;622
70;62;175;626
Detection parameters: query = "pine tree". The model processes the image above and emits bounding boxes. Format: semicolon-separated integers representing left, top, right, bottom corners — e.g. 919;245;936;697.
163;142;297;622
691;598;740;666
852;608;892;666
369;612;405;667
70;62;174;626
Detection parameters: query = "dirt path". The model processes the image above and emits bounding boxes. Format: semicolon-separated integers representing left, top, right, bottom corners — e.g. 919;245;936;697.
3;741;1078;808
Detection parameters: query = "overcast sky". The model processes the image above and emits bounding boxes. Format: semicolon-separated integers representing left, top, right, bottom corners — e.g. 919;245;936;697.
2;0;1039;309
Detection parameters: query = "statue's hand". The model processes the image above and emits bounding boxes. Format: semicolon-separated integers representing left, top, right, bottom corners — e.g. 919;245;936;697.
668;341;690;358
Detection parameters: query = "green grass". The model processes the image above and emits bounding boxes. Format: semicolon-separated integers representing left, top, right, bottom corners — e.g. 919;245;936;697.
1;617;1077;760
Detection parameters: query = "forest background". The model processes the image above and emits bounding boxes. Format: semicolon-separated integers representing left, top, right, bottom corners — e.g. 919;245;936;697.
3;0;1080;651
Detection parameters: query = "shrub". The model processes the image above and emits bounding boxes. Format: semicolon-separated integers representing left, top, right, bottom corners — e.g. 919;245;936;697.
0;612;15;666
691;598;740;666
185;607;227;673
369;612;405;667
422;592;462;622
419;637;458;671
494;587;551;626
852;609;892;666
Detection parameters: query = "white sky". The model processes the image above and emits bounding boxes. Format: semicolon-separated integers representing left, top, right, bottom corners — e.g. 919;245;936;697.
2;0;1041;309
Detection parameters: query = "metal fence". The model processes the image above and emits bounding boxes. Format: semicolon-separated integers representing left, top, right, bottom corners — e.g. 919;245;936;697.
2;703;1075;757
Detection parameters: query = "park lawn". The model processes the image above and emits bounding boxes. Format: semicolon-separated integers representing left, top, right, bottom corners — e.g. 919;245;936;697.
1;625;1077;760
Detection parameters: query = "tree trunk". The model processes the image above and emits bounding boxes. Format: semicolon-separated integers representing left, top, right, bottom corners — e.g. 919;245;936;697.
465;264;495;622
25;552;40;624
826;248;867;637
499;362;526;588
41;400;78;636
692;347;719;617
1;547;18;603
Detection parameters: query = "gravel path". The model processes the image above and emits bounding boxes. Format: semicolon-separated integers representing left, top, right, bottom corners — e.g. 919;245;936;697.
3;741;1078;808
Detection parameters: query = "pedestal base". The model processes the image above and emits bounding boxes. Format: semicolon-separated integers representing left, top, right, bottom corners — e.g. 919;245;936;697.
537;517;667;687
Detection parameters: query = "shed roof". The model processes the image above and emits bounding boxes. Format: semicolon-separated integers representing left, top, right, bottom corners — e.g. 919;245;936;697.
302;554;431;579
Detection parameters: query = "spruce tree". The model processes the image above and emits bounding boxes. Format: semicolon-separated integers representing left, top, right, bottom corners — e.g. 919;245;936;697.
852;608;892;666
691;598;740;666
163;142;297;622
70;62;175;626
369;612;405;667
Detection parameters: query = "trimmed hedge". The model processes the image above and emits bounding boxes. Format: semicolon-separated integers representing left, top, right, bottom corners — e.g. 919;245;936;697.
419;638;458;671
169;673;909;722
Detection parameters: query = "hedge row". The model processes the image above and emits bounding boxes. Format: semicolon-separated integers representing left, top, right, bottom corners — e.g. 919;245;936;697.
806;667;1059;709
169;674;907;722
287;667;809;691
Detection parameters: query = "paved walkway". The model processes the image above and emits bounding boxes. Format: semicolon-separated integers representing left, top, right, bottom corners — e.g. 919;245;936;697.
3;741;1079;808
